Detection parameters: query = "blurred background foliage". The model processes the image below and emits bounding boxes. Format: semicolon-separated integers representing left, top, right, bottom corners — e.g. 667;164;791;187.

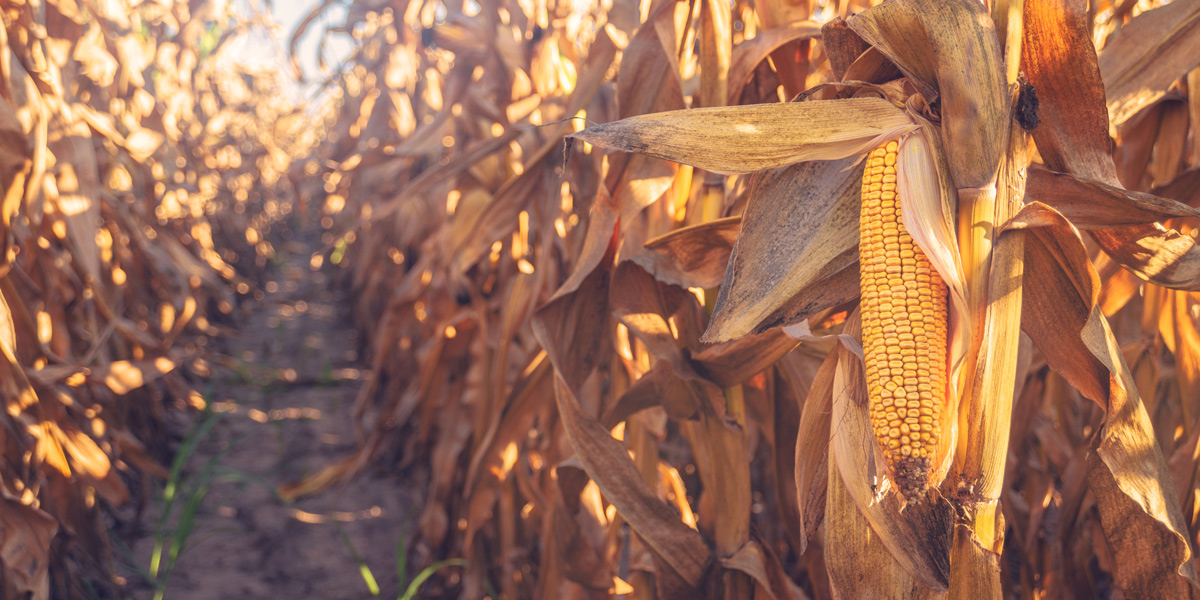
3;0;1200;598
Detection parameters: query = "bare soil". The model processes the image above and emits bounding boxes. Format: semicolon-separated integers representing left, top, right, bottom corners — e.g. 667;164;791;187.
114;236;420;599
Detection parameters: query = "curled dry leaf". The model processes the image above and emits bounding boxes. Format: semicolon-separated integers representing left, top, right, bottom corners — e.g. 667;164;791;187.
1023;0;1200;290
630;216;740;290
1098;0;1200;127
1006;202;1200;596
552;375;712;588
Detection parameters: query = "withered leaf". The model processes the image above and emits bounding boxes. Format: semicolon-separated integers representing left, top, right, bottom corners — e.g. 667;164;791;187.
552;375;712;588
1006;202;1200;596
1099;0;1200;126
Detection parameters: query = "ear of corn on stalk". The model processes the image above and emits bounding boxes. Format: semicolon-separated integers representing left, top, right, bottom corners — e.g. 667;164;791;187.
860;141;949;502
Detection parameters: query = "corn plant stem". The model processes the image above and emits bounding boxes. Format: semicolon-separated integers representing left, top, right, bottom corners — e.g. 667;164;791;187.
948;87;1027;598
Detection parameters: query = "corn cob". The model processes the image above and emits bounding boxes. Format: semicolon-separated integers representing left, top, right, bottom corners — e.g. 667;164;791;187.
859;141;949;502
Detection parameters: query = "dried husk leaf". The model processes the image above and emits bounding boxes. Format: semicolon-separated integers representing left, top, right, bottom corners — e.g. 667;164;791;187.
847;0;1008;189
825;400;949;599
703;157;864;343
896;124;970;386
571;97;914;175
829;313;953;593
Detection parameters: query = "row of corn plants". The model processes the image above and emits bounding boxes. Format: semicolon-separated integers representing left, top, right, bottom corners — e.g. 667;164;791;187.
0;0;309;596
298;0;1200;597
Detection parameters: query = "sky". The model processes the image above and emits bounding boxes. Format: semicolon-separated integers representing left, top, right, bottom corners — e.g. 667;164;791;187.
227;0;356;106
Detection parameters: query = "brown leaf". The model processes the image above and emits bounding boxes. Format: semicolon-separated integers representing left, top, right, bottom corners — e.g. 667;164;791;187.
552;375;712;587
0;94;30;265
692;329;798;388
1009;202;1109;406
600;360;701;428
549;472;612;591
607;4;686;224
1154;290;1200;445
1025;167;1200;228
728;23;822;104
531;201;617;390
821;18;870;82
1023;0;1200;290
1147;100;1190;188
0;491;57;600
721;540;810;600
1022;0;1114;179
629;216;740;290
793;348;836;553
1005;202;1200;596
609;260;694;376
1098;0;1200;127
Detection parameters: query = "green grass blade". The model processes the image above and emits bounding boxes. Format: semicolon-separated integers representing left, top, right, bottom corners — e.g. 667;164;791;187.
336;522;380;596
399;559;467;600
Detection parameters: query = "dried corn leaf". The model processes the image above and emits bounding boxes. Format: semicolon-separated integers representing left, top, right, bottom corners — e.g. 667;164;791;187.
721;540;810;600
1099;0;1200;127
728;23;822;104
552;375;711;588
630;216;740;290
1007;202;1200;596
1023;0;1200;290
793;348;836;553
1025;167;1200;228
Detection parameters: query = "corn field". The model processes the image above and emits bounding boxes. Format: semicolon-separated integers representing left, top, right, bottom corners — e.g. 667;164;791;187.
3;0;1200;598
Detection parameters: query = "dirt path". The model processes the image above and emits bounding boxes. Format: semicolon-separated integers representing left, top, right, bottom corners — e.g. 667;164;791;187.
117;235;420;599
